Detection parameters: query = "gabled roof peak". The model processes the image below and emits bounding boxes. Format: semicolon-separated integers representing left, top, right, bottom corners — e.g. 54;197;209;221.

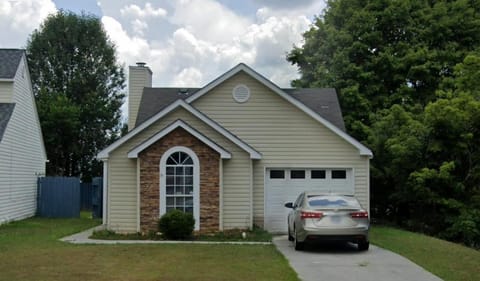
0;49;24;79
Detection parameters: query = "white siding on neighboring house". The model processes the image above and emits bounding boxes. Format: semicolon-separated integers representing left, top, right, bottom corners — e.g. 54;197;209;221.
192;72;370;228
0;56;46;224
107;107;250;232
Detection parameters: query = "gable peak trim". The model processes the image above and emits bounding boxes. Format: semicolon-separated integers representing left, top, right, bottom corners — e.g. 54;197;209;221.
97;99;262;160
186;63;372;157
127;119;231;159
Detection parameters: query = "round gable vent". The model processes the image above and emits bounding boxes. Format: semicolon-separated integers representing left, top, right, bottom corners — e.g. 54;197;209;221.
232;84;250;103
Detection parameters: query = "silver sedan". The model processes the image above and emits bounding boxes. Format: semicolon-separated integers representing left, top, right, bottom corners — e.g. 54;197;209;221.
285;192;370;251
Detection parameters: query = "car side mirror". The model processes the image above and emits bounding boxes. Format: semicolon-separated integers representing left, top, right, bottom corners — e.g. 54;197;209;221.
284;202;294;209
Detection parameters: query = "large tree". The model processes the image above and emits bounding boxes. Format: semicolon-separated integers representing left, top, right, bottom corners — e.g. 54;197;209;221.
27;11;125;180
288;0;480;139
288;0;480;247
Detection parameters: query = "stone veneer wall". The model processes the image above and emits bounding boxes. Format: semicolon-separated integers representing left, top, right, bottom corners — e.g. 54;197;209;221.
139;127;220;233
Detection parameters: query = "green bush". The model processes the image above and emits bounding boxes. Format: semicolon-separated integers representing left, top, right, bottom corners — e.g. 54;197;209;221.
158;210;195;240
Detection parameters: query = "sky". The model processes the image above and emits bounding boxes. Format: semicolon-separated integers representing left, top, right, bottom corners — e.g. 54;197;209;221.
0;0;326;89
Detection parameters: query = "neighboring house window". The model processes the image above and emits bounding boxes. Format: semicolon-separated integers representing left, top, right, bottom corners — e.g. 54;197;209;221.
160;147;200;230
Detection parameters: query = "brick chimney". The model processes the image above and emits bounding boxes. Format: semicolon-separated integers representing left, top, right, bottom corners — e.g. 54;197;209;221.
128;62;152;131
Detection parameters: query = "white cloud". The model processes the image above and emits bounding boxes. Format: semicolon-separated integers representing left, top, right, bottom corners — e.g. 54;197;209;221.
131;18;148;35
253;0;316;9
100;0;316;89
101;16;150;59
0;0;57;48
120;2;167;18
172;67;202;86
119;2;167;36
170;0;250;44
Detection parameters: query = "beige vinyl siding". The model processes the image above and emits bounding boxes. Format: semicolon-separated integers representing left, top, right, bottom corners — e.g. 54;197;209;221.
192;72;370;228
107;107;250;232
0;57;46;224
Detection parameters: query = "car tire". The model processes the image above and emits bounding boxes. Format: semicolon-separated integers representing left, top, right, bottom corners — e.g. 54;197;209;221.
287;225;294;241
294;227;305;251
358;241;369;251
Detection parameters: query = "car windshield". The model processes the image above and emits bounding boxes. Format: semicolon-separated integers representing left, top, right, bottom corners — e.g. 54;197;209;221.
307;195;360;209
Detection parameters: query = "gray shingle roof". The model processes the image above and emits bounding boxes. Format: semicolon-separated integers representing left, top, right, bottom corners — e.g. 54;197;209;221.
0;49;24;79
135;87;345;131
283;88;346;131
135;88;200;126
0;103;15;142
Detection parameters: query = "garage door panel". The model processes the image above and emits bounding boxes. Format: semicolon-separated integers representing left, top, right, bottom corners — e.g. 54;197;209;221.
265;168;354;233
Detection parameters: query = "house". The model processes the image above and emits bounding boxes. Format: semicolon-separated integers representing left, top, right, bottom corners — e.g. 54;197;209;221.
0;49;47;224
98;63;372;233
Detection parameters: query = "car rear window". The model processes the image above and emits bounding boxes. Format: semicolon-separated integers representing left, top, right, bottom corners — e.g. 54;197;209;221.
307;196;360;208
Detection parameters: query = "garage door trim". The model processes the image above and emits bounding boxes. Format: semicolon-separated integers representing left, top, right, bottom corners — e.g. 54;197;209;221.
263;166;356;232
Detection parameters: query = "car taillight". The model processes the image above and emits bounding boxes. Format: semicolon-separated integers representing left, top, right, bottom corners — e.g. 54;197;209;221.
300;211;323;219
350;211;368;218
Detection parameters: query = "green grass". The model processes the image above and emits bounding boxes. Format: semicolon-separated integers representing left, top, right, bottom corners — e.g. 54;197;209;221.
0;216;297;281
91;227;272;242
371;225;480;281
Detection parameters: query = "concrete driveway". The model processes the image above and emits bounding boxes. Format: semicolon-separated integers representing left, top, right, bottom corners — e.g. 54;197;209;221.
273;236;442;281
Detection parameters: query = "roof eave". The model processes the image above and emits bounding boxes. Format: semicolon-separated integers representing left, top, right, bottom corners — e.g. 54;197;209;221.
97;99;262;160
187;63;372;158
127;119;232;159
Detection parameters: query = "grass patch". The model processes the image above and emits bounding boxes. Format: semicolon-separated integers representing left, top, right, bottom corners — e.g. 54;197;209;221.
91;227;272;242
370;225;480;281
0;217;297;281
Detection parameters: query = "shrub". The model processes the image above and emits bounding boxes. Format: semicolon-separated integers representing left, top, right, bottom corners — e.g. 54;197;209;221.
158;210;195;240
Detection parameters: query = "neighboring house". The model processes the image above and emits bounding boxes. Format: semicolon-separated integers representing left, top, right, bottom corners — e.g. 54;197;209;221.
98;63;372;234
0;49;47;224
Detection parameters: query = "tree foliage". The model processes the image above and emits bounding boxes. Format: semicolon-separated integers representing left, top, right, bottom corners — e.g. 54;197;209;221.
27;11;125;180
289;0;480;247
288;0;480;138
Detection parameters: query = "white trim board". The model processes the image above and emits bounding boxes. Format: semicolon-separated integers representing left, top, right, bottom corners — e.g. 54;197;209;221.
186;63;373;157
97;99;262;160
128;119;231;159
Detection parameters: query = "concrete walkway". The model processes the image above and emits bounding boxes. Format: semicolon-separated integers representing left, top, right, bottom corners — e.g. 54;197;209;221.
273;236;443;281
60;226;271;245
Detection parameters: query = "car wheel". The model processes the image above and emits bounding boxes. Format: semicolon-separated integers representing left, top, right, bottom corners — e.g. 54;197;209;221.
358;241;369;251
294;226;305;251
287;224;294;241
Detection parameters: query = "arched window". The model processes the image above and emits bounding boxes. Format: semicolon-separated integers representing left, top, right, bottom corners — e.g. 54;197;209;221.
160;147;200;230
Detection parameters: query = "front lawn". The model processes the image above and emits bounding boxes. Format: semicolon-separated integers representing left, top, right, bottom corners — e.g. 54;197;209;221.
0;216;297;281
370;226;480;281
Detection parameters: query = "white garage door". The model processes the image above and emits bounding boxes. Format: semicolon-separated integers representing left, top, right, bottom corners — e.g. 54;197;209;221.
264;168;354;233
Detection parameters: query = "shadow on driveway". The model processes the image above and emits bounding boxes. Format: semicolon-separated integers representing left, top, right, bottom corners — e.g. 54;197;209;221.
273;236;442;281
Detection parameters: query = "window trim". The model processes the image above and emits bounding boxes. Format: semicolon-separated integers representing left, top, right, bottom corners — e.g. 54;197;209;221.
160;146;200;230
